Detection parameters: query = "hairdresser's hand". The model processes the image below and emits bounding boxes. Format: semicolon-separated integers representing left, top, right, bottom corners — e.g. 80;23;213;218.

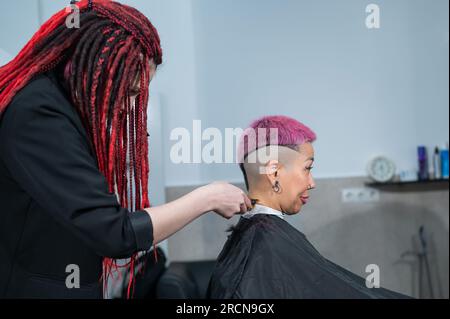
146;182;250;244
201;181;252;219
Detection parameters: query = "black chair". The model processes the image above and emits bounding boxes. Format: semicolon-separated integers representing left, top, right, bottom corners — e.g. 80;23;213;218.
119;248;167;299
156;260;216;299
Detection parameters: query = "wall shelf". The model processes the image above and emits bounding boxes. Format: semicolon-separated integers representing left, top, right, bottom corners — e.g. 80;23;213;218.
365;178;449;192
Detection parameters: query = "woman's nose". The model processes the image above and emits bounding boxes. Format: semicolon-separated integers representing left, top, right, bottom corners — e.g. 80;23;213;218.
309;175;316;190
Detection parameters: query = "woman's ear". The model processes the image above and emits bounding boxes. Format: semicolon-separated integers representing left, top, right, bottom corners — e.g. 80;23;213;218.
264;159;280;185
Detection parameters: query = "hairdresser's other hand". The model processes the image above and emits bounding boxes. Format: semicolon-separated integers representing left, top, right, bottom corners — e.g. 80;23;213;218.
200;181;252;219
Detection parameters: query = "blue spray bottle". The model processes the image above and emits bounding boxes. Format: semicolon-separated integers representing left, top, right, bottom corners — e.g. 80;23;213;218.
441;143;449;179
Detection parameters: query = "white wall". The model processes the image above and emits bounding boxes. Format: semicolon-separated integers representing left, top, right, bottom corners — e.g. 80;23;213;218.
0;49;12;67
190;0;449;184
0;1;41;57
2;0;448;187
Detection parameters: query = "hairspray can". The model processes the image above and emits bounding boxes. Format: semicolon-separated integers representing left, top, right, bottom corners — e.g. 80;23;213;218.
418;146;429;181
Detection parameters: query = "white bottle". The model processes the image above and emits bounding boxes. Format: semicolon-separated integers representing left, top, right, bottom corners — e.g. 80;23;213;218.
433;146;441;180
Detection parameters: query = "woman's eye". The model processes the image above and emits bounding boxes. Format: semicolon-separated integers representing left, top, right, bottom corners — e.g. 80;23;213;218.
129;89;140;96
306;166;314;171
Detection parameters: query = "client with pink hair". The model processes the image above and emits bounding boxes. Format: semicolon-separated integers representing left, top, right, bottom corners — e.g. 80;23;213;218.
207;115;410;299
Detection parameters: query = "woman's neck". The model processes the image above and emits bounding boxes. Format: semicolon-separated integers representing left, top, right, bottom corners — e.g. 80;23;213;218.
248;190;282;212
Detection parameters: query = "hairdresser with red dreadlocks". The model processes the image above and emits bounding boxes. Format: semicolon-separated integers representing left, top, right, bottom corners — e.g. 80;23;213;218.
0;0;251;298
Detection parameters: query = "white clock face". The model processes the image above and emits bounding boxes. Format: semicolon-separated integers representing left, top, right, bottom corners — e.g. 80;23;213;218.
368;156;396;182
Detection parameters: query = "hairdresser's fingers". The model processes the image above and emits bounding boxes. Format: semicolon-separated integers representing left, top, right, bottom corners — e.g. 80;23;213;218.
242;193;252;211
239;202;247;214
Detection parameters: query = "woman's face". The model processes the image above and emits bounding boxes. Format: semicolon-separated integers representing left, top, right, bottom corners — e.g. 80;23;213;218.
277;143;315;215
129;60;157;102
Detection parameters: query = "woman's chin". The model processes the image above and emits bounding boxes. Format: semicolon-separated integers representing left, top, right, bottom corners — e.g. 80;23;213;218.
285;203;302;215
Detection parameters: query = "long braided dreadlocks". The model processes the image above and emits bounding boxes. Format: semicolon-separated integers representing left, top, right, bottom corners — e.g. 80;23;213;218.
0;0;162;298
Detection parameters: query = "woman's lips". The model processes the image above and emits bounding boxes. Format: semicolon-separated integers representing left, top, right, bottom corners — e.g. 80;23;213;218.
300;196;309;205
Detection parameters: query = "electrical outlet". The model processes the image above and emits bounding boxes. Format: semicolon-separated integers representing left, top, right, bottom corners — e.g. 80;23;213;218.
341;188;380;203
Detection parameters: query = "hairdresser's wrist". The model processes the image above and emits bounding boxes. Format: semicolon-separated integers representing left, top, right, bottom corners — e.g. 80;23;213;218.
193;184;216;214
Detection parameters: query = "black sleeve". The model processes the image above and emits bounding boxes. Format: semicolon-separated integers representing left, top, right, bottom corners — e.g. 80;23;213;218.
0;80;153;258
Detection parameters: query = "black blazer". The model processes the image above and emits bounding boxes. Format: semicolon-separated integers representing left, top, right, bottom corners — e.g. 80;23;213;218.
0;70;153;298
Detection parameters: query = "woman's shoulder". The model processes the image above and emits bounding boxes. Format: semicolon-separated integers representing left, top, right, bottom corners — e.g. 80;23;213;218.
0;70;78;133
7;72;70;113
0;70;91;154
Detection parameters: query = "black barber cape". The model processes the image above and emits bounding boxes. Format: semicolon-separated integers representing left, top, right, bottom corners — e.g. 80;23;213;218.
0;70;153;298
207;206;411;299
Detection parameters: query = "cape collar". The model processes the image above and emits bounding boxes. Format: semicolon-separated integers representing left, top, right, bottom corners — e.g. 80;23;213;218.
243;204;285;220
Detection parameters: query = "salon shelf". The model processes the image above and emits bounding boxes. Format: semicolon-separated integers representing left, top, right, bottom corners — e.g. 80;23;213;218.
365;178;449;192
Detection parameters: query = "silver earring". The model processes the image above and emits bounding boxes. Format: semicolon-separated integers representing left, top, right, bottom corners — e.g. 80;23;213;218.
273;181;281;193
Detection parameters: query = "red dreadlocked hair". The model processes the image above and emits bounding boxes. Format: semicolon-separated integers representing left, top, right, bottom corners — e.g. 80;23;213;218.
0;0;162;298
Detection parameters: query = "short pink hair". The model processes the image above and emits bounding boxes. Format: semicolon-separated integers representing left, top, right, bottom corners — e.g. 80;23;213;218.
237;115;316;163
